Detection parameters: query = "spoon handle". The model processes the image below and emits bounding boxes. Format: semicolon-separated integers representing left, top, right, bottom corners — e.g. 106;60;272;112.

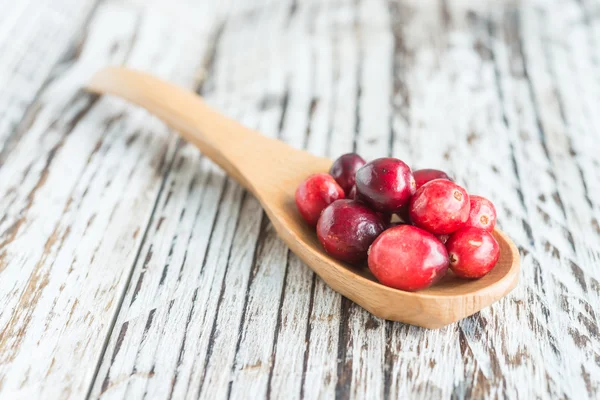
86;66;287;193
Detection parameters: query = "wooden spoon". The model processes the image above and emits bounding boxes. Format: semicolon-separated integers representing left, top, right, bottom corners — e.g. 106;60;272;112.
86;66;520;329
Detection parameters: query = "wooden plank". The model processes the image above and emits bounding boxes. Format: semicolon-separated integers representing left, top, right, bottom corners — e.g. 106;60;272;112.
446;7;540;399
0;0;98;155
194;15;288;398
299;2;344;399
0;1;224;397
226;2;314;396
91;2;295;398
383;0;600;398
334;1;392;399
517;2;600;395
552;7;600;379
265;3;315;399
385;3;461;397
493;7;576;396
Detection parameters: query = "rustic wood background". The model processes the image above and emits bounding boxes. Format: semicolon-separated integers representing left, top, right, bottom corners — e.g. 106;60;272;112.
1;0;599;398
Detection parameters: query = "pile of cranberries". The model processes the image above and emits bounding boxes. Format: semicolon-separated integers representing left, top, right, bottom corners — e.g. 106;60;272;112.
295;154;500;291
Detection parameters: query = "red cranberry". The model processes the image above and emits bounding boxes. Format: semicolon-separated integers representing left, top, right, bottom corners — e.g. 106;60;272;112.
368;225;449;291
409;179;470;234
317;200;386;264
295;173;345;227
355;158;416;213
446;227;500;278
465;195;497;232
329;153;366;195
413;169;452;190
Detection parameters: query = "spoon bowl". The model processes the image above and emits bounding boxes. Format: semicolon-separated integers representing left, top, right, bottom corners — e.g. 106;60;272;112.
86;67;520;328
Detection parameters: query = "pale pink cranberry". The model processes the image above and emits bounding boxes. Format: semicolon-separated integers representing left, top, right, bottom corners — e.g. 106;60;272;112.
329;153;366;195
446;227;500;278
368;225;448;291
317;200;386;264
409;179;470;235
355;158;416;213
465;195;497;232
413;169;452;190
295;173;345;227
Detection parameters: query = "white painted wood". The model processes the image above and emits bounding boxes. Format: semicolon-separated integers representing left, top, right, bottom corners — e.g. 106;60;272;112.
385;2;463;398
300;3;343;399
0;0;228;397
1;0;600;399
334;1;393;399
515;3;600;395
192;13;288;399
225;3;300;398
0;0;98;150
266;4;316;400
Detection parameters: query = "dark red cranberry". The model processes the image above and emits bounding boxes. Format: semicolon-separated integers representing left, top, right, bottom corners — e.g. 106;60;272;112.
329;153;366;195
446;227;500;278
368;225;449;291
317;200;386;264
465;195;497;232
413;169;452;190
409;179;470;234
355;158;416;213
349;185;390;226
295;173;345;227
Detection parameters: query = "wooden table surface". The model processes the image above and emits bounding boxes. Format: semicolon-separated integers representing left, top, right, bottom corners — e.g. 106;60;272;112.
1;0;599;398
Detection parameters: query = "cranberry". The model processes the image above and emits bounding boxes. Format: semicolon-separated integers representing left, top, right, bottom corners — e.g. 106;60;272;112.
446;227;500;278
317;200;386;264
295;173;345;227
409;179;470;234
349;185;391;226
368;225;448;291
355;158;416;213
465;195;497;232
329;153;366;195
413;169;452;190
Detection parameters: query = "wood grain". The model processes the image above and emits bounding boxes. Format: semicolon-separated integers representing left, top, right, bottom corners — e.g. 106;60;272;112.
0;0;228;397
0;0;99;154
1;0;599;398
